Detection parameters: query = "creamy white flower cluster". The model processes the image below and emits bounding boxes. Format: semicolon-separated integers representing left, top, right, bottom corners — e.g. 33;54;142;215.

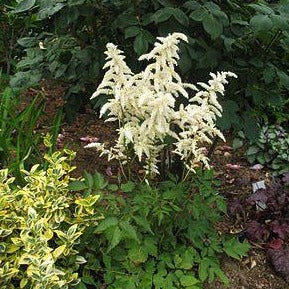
87;33;237;176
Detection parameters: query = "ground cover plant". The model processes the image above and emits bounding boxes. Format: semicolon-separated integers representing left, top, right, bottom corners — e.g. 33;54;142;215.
228;173;289;281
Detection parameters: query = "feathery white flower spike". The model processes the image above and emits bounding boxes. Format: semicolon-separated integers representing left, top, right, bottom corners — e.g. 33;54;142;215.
88;33;237;177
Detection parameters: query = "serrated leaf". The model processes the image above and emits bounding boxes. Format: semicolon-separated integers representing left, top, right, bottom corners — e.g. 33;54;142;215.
121;181;136;193
68;180;87;191
180;275;199;286
223;238;250;260
133;216;154;234
107;226;122;253
119;221;140;243
96;217;118;232
128;245;148;264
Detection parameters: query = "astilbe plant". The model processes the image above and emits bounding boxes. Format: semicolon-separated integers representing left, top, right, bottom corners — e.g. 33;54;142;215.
0;136;100;289
87;33;237;179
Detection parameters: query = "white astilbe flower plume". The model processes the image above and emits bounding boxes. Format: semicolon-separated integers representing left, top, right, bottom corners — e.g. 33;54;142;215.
89;33;237;177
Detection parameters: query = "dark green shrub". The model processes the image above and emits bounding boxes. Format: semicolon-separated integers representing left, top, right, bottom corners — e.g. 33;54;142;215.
10;0;289;136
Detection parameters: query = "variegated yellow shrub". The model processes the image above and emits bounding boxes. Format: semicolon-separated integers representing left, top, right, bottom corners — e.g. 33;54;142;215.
0;138;100;289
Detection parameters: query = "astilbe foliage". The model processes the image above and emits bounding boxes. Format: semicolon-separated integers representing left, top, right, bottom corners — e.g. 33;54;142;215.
0;137;100;289
87;33;236;178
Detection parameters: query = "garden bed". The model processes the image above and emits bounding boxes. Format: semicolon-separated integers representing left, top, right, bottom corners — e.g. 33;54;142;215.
29;81;289;289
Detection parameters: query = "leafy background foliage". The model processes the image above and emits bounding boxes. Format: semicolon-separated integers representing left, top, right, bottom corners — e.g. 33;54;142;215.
4;0;289;134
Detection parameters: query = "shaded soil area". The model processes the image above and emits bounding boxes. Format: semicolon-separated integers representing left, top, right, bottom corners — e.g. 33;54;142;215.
24;81;289;289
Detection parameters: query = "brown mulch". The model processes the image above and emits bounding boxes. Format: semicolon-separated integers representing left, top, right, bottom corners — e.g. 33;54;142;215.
22;81;289;289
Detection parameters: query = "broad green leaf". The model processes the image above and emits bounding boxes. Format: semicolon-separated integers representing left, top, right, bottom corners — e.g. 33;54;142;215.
250;14;273;32
68;180;87;191
125;26;140;39
247;145;259;155
14;0;36;13
173;8;189;26
84;171;94;188
198;258;209;281
180;275;199;286
134;33;149;55
153;7;174;23
202;12;223;39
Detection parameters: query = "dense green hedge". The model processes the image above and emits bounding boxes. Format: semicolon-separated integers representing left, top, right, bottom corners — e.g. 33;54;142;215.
3;0;289;136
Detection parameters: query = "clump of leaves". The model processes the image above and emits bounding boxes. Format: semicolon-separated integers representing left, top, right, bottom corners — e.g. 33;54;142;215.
246;124;289;175
228;174;289;279
0;136;101;289
74;169;250;289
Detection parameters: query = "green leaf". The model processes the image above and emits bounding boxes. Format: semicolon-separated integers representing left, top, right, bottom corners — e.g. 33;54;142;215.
128;245;148;264
277;71;289;90
14;0;36;13
180;275;199;286
202;12;223;39
84;171;94;188
119;221;140;243
115;13;138;28
173;8;189;26
232;138;243;150
133;216;154;234
125;26;140;39
82;275;96;285
250;14;273;32
107;226;122;253
68;180;87;191
121;181;136;193
199;258;209;281
133;33;149;55
108;184;118;191
247;145;259;155
153;7;174;23
75;282;87;289
223;238;250;260
96;217;118;233
189;8;206;22
212;267;229;284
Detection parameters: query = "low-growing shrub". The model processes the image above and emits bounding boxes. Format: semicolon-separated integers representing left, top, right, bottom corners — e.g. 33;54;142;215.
0;137;101;289
75;169;250;289
247;124;289;174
